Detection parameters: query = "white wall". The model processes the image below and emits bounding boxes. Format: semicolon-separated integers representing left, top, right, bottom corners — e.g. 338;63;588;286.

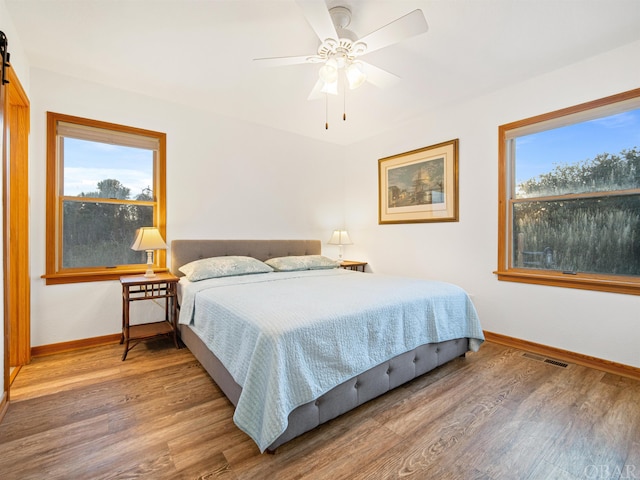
343;40;640;368
28;68;346;346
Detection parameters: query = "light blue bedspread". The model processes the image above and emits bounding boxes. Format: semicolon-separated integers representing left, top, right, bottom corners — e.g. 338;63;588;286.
178;269;484;452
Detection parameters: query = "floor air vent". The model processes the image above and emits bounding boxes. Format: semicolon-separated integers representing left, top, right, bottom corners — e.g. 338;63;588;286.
522;352;569;368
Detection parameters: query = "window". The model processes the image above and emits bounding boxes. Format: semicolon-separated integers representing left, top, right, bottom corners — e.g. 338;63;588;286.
496;88;640;295
44;112;166;284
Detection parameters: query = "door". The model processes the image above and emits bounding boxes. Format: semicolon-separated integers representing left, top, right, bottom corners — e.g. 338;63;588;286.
3;64;30;390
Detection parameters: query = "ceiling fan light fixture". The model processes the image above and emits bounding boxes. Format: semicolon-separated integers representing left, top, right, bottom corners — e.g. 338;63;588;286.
346;61;367;89
334;52;348;69
319;58;338;83
320;78;338;95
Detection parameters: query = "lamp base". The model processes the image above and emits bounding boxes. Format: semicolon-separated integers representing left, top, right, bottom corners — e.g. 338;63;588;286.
144;250;156;277
144;268;156;278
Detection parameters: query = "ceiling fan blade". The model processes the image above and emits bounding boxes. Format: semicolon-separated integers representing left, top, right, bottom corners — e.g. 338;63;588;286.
361;61;400;89
253;55;314;67
295;0;338;42
307;78;325;100
358;9;428;55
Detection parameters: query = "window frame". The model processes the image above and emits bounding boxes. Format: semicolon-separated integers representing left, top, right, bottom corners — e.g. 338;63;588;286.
496;88;640;296
43;112;167;285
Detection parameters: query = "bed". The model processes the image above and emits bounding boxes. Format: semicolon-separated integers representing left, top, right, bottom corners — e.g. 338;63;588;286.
171;239;484;453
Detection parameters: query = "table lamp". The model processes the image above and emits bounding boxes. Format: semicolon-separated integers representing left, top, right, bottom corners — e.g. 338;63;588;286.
328;230;353;262
130;227;168;277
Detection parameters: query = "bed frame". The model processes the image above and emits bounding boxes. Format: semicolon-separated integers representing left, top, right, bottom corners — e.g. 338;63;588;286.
171;239;470;452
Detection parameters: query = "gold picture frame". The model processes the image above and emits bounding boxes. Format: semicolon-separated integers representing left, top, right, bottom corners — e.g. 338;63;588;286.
378;139;459;224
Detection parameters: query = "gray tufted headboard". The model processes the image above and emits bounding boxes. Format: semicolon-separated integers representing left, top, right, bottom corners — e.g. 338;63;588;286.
170;239;322;277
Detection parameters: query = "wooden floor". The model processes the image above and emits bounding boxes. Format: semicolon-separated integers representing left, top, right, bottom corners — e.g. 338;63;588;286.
1;339;639;480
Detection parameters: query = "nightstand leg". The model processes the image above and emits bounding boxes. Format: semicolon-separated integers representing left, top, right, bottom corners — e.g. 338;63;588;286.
170;286;179;349
122;286;131;361
120;293;125;345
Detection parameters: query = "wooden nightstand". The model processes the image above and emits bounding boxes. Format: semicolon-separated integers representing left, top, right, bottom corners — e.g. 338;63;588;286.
120;273;179;361
340;260;368;272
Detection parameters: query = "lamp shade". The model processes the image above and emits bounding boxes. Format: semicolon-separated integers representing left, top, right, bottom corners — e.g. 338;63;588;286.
319;58;338;83
346;61;367;90
320;78;338;96
130;227;168;251
328;230;353;246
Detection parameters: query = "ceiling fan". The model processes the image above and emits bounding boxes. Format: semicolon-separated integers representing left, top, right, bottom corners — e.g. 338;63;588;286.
254;1;429;103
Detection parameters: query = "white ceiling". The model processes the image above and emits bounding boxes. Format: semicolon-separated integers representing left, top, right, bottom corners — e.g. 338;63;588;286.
6;0;640;145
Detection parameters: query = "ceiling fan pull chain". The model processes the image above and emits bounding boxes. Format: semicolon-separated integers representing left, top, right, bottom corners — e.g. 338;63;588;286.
343;81;347;121
325;93;329;130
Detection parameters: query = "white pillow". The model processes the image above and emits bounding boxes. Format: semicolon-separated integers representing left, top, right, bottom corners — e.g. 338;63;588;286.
265;255;339;272
179;255;273;282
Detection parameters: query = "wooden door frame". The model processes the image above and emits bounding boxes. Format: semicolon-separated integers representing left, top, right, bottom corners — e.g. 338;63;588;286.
3;65;30;403
0;55;6;418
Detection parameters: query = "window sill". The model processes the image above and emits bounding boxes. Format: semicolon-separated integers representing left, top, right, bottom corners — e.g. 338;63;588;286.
494;269;640;296
42;268;169;285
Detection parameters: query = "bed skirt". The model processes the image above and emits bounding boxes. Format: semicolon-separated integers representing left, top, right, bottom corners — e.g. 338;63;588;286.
180;323;469;452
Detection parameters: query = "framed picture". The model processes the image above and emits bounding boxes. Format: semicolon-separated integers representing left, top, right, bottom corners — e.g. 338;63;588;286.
378;139;459;224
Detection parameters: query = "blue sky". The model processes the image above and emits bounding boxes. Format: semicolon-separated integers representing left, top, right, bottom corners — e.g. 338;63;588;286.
515;108;640;186
63;138;153;197
62;107;640;196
